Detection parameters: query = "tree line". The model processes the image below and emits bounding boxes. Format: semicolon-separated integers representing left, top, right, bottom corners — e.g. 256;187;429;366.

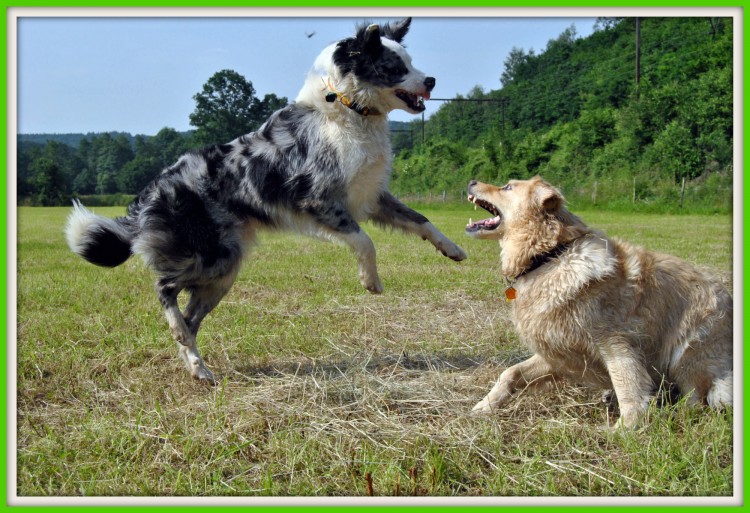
17;69;287;206
18;17;733;213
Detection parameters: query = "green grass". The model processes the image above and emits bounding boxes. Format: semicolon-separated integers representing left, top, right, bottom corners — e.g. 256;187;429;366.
15;205;735;499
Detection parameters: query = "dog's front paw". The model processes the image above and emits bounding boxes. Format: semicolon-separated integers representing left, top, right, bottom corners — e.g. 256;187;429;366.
359;269;383;294
420;224;467;261
180;346;217;385
191;364;217;385
363;279;384;294
598;417;642;433
614;410;645;430
442;242;467;262
470;396;495;414
434;238;467;261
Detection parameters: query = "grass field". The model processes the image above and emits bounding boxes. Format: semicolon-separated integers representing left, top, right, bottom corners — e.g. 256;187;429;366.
14;204;736;502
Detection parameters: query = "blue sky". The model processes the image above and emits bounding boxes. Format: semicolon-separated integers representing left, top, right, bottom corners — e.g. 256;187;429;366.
16;14;600;135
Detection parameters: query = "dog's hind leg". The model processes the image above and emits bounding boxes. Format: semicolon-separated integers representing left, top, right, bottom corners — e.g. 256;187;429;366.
671;291;733;409
156;278;219;384
181;268;241;376
370;192;467;261
156;279;214;382
472;354;558;413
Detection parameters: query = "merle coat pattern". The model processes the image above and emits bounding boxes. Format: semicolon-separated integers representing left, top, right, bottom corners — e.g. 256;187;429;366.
66;18;466;382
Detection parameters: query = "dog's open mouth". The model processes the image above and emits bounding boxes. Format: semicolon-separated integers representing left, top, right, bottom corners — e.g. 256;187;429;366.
396;89;428;112
466;194;502;234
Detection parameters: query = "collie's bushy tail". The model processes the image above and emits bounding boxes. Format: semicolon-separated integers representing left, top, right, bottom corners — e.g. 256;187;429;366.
65;200;136;268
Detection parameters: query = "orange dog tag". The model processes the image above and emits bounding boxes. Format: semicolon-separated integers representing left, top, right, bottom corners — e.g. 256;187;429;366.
505;287;517;302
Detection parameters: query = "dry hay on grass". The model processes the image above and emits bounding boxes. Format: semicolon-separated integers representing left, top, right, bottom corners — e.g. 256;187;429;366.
136;288;612;443
225;350;610;435
18;284;727;496
178;343;611;464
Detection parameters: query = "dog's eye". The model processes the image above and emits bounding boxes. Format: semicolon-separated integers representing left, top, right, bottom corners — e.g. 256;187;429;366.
502;184;512;191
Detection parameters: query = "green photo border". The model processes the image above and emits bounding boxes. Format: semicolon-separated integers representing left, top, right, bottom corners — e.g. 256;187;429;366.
3;1;745;511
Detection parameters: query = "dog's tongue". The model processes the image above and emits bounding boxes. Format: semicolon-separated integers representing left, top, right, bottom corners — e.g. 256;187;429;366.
466;216;501;232
422;91;431;100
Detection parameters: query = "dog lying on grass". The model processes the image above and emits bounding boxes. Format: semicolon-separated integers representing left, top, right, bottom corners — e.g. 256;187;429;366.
65;18;466;383
465;176;732;428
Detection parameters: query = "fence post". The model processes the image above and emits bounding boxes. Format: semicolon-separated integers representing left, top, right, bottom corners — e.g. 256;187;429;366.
679;176;686;208
632;177;637;204
592;181;598;204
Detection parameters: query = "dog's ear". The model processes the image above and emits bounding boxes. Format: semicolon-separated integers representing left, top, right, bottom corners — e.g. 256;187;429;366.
361;23;383;55
382;17;412;43
534;181;563;213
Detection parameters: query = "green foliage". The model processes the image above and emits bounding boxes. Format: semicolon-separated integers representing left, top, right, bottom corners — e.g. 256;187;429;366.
72;194;137;207
18;130;185;205
189;69;288;146
18;140;81;204
425;86;502;146
190;69;259;146
115;155;162;193
29;157;68;206
392;17;733;213
500;46;532;87
646;120;703;180
18;131;135;148
391;140;472;194
116;128;192;193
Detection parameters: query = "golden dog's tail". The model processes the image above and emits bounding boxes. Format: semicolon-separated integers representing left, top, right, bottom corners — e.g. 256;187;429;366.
707;373;733;408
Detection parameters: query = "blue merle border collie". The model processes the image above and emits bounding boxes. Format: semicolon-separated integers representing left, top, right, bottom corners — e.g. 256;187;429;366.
65;18;466;383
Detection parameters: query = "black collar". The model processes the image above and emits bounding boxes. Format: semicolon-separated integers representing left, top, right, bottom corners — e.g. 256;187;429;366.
325;91;380;117
514;242;571;280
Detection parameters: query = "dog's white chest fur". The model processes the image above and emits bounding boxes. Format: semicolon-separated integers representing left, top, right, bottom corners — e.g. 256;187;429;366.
322;117;391;220
346;154;389;220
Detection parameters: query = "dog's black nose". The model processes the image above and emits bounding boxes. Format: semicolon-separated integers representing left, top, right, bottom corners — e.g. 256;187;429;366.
468;180;478;188
424;77;436;92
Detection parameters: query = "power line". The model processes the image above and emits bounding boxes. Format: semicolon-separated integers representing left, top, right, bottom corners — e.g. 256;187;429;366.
428;98;507;102
427;97;511;134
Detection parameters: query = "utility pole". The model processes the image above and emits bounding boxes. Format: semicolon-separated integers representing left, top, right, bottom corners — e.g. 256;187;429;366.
635;17;641;89
421;111;425;145
499;97;510;132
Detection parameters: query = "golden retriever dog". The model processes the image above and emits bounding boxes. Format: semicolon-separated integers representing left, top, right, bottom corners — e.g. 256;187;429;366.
465;176;732;428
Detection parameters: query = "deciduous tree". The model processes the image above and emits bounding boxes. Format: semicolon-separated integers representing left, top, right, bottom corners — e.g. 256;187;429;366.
189;69;288;146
